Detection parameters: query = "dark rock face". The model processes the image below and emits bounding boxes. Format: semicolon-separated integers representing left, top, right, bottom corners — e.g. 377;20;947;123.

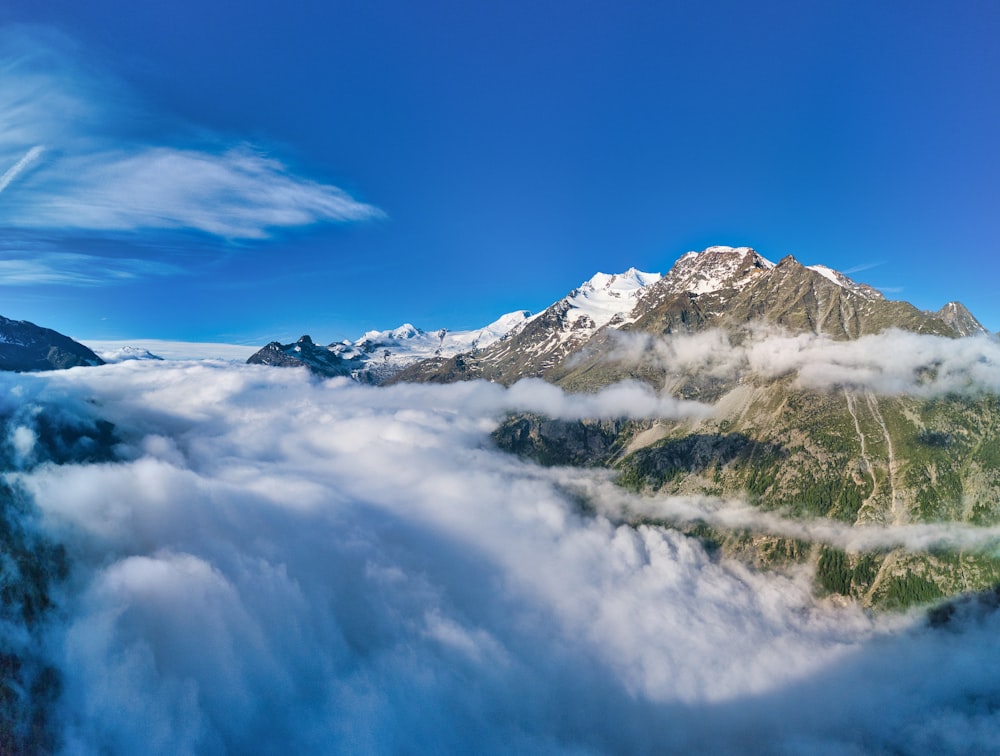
247;335;355;378
492;414;632;467
247;341;309;369
0;317;104;372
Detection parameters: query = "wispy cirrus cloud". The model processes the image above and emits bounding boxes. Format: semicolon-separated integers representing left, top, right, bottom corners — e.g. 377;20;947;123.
13;146;382;239
0;144;43;194
0;250;182;285
842;260;885;275
0;26;382;243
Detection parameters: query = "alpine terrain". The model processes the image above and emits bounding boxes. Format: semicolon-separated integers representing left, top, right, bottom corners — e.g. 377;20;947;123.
385;246;1000;610
248;311;532;382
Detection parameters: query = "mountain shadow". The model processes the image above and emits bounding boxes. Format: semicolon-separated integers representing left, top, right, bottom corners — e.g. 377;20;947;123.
492;414;637;467
616;433;788;491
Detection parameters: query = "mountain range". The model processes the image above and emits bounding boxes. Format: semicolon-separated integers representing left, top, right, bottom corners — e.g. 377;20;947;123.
247;311;531;381
3;245;999;610
391;246;985;386
250;245;998;610
249;246;986;388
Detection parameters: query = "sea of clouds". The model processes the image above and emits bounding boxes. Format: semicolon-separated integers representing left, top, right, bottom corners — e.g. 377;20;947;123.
2;352;1000;753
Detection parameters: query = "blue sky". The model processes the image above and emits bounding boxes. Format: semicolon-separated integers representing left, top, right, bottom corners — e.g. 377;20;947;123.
0;1;998;343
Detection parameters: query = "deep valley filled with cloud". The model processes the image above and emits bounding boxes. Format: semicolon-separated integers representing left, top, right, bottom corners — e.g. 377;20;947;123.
0;360;998;753
1;2;999;752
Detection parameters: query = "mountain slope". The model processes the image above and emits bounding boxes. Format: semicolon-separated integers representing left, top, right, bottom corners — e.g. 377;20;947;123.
0;316;104;371
248;244;1000;609
398;247;970;388
401;245;999;610
630;252;929;339
389;267;662;384
935;301;987;336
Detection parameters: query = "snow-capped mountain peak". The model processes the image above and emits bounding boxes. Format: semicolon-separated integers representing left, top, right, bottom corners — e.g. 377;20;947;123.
250;245;991;386
251;310;536;382
581;267;662;294
564;267;662;330
474;310;533;343
390;324;421;340
97;345;165;363
359;323;422;343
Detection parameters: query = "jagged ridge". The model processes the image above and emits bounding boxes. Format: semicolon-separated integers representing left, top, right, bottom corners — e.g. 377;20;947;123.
395;246;981;387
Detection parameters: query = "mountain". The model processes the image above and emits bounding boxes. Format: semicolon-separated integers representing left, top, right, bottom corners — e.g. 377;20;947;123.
247;311;533;382
393;246;1000;610
935;301;987;337
96;345;164;363
248;335;356;378
392;247;975;388
0;316;104;371
389;267;662;384
626;248;966;341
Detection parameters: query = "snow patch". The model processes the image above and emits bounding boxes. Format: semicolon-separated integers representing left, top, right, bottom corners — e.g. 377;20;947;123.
806;265;883;300
807;265;847;287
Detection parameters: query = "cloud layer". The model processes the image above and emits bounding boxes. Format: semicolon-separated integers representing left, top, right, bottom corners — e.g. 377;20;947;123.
1;363;999;752
0;27;381;243
565;471;1000;554
611;327;1000;397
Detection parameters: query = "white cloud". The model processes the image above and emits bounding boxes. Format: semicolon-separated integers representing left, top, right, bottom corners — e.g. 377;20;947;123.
565;471;1000;554
842;260;885;275
1;363;999;752
20;146;383;239
611;327;1000;398
496;377;712;420
9;423;35;465
84;339;257;362
0;144;43;194
0;27;382;241
0;251;182;286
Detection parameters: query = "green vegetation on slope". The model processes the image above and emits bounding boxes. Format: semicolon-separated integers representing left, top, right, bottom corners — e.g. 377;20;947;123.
494;381;1000;612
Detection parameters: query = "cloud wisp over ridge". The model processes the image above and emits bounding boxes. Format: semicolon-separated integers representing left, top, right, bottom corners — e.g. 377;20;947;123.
609;327;1000;398
1;363;1000;752
562;470;1000;555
